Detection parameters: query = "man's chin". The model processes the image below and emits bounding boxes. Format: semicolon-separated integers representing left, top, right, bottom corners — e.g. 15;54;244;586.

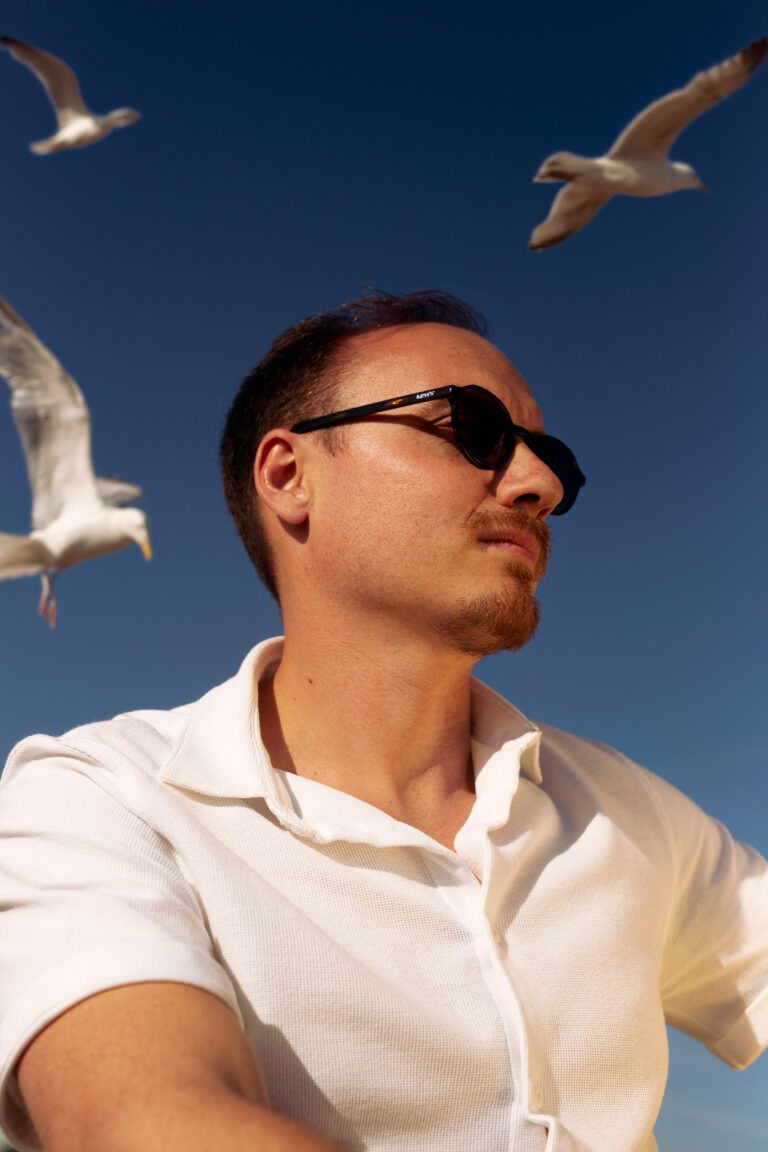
435;580;541;657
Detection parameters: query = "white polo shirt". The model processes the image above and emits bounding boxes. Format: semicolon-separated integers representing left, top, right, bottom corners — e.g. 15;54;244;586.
1;638;767;1152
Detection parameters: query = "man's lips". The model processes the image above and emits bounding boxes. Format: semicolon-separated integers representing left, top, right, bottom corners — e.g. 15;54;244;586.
477;531;540;567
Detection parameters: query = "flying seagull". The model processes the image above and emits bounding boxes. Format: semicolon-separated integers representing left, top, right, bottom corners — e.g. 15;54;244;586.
0;293;151;627
529;36;768;250
0;35;141;154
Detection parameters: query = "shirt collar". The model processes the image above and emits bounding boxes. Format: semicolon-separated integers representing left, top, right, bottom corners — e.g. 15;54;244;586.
469;677;543;786
158;637;290;807
158;636;543;812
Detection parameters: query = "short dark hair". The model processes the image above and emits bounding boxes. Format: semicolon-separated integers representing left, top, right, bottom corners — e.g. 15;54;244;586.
220;289;488;599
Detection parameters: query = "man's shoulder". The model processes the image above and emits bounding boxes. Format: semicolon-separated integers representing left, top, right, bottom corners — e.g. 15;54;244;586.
533;717;704;845
471;676;639;773
472;676;675;819
3;699;193;791
535;718;637;767
2;638;283;792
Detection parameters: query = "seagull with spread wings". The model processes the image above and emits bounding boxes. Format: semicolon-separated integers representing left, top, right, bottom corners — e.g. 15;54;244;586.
529;37;768;251
0;293;151;627
0;35;141;154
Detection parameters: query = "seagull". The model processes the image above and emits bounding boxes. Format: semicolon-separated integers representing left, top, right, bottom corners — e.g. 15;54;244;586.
529;36;768;250
0;35;141;154
0;293;151;627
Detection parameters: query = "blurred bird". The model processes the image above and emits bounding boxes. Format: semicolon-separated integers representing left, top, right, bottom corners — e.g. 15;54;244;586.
0;293;151;627
0;35;141;154
529;36;768;250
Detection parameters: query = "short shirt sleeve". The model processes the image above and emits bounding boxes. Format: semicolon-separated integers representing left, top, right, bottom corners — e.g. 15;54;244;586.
0;735;241;1151
646;768;768;1069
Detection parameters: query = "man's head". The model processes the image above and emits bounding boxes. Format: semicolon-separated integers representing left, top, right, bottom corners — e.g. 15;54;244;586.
221;290;578;657
220;291;487;600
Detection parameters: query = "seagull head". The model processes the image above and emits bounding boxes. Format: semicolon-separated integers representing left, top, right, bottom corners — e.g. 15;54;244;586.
121;507;152;560
672;162;710;193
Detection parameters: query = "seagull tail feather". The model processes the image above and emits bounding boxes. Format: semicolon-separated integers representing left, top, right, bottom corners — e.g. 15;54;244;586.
0;532;50;579
29;138;58;156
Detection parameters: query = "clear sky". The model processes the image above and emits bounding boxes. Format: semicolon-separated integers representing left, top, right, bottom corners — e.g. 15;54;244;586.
0;0;766;1147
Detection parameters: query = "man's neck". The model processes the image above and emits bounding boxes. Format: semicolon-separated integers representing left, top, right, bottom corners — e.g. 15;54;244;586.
257;625;479;850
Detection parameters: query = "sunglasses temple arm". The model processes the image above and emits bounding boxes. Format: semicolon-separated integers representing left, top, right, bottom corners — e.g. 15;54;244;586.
292;386;456;433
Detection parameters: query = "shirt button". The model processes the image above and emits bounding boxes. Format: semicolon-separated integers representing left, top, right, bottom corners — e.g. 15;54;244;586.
533;1084;544;1111
490;924;502;944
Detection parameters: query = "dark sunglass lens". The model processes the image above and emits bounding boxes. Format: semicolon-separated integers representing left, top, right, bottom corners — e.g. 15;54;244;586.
452;387;511;468
528;435;586;515
452;389;584;514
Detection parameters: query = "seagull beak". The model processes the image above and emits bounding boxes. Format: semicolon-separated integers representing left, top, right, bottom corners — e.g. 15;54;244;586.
697;182;711;194
139;535;153;561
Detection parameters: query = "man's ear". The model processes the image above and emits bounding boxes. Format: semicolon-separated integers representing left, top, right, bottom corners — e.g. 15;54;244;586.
254;431;309;526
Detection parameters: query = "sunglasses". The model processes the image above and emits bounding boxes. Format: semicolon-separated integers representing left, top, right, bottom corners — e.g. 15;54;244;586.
291;384;585;515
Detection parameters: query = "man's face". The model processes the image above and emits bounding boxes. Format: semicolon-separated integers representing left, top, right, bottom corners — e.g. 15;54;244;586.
298;323;565;657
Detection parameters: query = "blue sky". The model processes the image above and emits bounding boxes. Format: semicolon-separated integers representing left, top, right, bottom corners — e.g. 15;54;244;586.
0;0;766;1146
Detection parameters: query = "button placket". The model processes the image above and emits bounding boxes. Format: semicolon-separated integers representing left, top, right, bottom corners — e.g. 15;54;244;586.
482;836;548;1133
424;847;551;1149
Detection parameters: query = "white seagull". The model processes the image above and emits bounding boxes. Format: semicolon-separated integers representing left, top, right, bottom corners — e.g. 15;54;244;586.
0;35;141;154
529;36;768;250
0;293;151;627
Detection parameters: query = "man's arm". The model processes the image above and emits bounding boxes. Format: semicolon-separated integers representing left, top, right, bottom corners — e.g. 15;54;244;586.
18;981;342;1152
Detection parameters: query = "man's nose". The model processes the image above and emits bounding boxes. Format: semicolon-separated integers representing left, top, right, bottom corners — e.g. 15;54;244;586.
492;438;564;517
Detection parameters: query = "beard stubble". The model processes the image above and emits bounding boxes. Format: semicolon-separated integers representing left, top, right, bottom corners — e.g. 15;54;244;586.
435;510;551;657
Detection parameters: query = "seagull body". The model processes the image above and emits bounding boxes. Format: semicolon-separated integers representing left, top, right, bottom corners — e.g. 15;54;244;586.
28;108;141;155
0;293;151;627
530;37;768;250
0;35;141;154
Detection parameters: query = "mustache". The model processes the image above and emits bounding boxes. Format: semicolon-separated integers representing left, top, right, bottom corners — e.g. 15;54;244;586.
466;509;551;575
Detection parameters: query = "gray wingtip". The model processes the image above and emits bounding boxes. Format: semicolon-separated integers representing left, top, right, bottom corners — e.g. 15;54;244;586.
743;36;768;73
0;292;35;336
528;230;565;252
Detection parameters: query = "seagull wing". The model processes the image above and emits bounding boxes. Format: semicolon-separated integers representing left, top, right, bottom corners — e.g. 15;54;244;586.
0;293;101;530
529;184;611;250
609;37;768;160
0;36;90;128
0;532;51;578
96;477;144;506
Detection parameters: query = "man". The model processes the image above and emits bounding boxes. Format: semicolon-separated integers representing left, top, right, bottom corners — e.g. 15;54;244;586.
0;290;766;1152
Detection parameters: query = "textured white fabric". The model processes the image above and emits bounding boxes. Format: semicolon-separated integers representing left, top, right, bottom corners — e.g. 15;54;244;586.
1;637;767;1152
